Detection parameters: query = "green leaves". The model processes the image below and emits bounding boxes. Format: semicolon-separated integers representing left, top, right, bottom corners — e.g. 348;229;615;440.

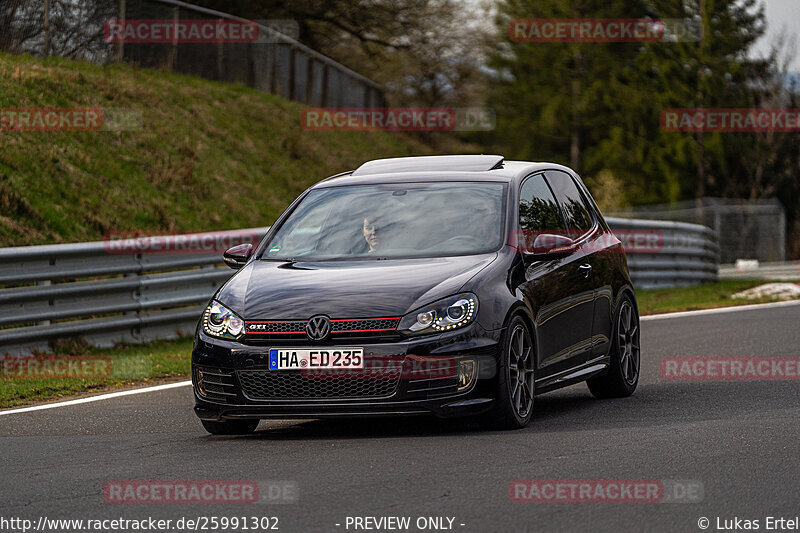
488;0;789;214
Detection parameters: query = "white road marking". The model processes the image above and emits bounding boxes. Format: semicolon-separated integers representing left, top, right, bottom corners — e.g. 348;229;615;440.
0;380;191;416
641;299;800;321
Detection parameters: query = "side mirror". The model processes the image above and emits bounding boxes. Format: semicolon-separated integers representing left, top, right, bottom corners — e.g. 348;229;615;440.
223;243;253;270
523;233;575;260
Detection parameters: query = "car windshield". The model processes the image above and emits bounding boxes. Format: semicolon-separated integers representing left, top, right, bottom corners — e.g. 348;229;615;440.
261;181;506;260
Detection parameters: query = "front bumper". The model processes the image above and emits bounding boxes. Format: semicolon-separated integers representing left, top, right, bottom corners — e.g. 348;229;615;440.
191;323;502;420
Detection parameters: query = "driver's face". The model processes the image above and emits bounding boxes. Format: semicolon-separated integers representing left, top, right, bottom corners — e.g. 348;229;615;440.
363;218;378;252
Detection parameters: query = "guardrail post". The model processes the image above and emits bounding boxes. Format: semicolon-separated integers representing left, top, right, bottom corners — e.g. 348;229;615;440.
321;63;329;108
306;58;314;105
123;272;139;318
268;43;277;94
35;279;52;326
217;40;224;80
170;6;179;70
288;47;296;101
126;255;142;344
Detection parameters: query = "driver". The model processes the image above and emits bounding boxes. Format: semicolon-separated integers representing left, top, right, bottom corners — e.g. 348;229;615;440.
362;216;380;253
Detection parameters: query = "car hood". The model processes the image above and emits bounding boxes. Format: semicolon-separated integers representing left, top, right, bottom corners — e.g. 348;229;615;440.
215;253;498;319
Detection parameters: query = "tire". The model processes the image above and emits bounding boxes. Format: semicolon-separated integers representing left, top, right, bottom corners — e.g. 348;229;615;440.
587;293;640;399
483;316;535;430
201;419;259;435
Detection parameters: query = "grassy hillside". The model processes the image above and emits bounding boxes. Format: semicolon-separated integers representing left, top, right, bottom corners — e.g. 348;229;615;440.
0;52;464;247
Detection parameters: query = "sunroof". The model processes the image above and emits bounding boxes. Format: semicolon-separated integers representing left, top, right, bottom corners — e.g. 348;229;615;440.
351;155;504;176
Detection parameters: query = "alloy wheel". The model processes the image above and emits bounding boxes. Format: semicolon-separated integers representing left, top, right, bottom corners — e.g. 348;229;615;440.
617;301;640;385
507;324;534;418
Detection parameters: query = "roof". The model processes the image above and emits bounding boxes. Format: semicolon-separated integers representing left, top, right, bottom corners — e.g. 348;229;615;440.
313;155;579;188
351;155;504;175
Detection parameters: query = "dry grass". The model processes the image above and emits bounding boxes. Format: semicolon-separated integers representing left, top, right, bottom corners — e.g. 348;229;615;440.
0;52;464;247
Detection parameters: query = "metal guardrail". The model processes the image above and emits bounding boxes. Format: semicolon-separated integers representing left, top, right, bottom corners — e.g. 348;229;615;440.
0;219;718;354
606;217;719;290
609;197;786;263
0;227;270;355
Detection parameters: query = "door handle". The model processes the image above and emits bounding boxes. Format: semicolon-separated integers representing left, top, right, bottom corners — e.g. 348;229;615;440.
578;264;592;278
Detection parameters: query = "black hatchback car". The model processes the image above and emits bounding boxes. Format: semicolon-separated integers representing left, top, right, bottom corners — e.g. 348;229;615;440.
192;155;640;434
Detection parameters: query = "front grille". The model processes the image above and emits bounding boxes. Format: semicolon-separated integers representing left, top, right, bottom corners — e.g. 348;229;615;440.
244;317;401;342
237;368;401;400
247;321;306;334
330;318;399;332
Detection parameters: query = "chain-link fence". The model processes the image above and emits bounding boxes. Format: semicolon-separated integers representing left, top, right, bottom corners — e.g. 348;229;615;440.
610;197;786;263
0;0;385;108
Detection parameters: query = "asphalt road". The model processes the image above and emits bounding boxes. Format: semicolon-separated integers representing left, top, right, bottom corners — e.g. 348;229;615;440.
2;302;800;533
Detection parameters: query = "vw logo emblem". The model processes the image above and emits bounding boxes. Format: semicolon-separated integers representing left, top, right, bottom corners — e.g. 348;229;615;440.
306;315;331;341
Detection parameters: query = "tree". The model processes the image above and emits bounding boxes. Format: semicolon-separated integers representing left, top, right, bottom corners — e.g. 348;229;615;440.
487;0;655;173
489;0;777;207
0;0;115;61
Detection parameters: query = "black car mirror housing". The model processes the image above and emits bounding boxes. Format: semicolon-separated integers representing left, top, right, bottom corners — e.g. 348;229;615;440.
223;243;254;269
522;233;575;261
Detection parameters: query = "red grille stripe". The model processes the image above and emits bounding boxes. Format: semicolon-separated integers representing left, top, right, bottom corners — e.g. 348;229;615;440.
246;317;401;323
246;320;305;324
246;331;305;335
330;317;401;322
331;328;398;333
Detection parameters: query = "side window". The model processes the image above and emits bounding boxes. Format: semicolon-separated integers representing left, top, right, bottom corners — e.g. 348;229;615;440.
545;171;593;236
518;173;568;249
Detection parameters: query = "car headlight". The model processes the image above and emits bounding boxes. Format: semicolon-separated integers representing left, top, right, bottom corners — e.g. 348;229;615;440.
202;301;245;340
398;293;478;336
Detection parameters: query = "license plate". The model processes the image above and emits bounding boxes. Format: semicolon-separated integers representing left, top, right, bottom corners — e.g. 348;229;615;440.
268;348;364;370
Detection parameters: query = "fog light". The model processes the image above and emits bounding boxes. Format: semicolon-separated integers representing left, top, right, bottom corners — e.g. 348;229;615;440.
196;368;206;396
457;360;476;391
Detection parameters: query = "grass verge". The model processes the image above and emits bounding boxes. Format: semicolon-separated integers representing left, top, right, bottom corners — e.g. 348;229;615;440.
0;337;191;408
636;279;794;315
